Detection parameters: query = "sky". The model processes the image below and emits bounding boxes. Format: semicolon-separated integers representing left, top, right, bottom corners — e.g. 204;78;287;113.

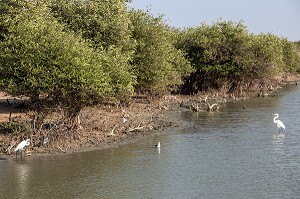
128;0;300;41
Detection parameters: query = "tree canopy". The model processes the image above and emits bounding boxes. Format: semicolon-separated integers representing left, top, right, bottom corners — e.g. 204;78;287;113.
129;9;193;95
0;3;114;122
176;20;300;93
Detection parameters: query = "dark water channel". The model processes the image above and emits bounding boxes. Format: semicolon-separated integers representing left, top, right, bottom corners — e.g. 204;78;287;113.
1;85;300;199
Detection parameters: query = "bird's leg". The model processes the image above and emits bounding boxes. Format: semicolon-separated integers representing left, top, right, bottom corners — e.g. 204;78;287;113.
20;151;23;161
15;151;18;159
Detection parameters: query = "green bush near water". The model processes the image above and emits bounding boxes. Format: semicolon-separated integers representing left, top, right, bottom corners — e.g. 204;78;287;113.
0;4;114;122
128;9;193;95
176;20;300;93
0;0;193;124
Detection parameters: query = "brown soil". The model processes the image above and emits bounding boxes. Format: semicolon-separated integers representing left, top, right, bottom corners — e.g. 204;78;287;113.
0;94;183;157
1;74;299;158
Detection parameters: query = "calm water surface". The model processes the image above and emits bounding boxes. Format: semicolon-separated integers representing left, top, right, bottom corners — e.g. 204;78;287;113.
1;85;300;199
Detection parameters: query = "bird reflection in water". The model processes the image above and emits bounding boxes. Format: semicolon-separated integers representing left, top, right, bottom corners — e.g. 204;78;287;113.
15;163;30;198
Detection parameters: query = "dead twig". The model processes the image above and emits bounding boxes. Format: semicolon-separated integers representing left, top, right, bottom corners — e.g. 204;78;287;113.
107;126;116;136
5;140;16;155
58;145;66;153
127;125;147;132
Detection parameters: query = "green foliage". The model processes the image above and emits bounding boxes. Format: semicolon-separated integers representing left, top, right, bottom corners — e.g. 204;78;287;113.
0;0;32;41
176;20;249;91
0;3;114;120
49;0;133;51
281;38;300;73
129;9;193;95
100;46;136;102
48;0;136;101
176;20;300;93
294;41;300;50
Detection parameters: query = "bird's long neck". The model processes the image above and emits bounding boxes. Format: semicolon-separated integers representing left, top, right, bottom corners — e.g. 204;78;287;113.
273;114;279;123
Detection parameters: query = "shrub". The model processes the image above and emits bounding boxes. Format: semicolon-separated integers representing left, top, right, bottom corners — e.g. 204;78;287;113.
176;20;300;94
48;0;136;101
0;0;29;41
281;38;300;73
0;4;114;124
176;20;251;92
129;9;193;95
49;0;133;51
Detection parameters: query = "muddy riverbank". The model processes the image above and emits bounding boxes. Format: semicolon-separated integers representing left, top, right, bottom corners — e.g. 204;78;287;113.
0;74;299;158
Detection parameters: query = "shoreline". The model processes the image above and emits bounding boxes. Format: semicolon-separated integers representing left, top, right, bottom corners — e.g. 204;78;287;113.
0;102;184;159
1;74;300;159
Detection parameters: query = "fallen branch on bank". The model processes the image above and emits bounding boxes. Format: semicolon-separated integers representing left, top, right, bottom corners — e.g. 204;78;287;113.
127;125;147;132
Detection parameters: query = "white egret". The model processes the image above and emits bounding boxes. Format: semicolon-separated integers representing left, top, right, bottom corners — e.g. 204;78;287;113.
272;113;285;133
155;142;160;148
14;139;30;160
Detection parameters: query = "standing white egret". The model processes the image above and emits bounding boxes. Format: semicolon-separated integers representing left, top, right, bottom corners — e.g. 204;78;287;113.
14;139;30;160
272;113;285;133
155;142;160;148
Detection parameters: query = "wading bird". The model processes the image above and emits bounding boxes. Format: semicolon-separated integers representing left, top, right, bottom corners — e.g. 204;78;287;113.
155;142;160;148
14;139;30;160
272;113;285;133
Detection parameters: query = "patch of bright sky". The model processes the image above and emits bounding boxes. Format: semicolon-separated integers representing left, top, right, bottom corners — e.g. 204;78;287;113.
128;0;300;41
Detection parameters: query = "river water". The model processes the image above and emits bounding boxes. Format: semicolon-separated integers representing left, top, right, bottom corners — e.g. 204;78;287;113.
1;85;300;199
